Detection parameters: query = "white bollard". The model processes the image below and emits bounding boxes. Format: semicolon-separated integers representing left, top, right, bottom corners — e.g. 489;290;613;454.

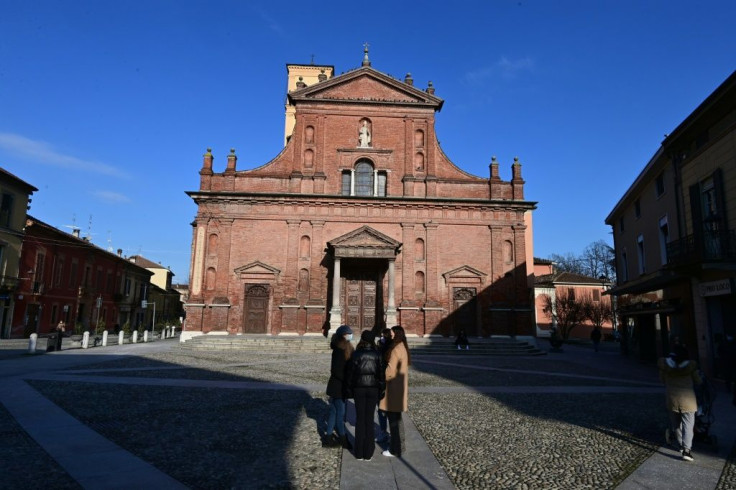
29;333;38;354
82;331;90;349
118;331;125;345
132;331;138;344
143;330;149;342
171;326;176;338
165;326;170;338
102;331;108;347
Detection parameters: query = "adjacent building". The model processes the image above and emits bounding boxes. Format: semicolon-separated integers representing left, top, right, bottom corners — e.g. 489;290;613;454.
12;216;153;337
128;255;184;328
184;50;537;340
606;70;736;374
0;168;37;338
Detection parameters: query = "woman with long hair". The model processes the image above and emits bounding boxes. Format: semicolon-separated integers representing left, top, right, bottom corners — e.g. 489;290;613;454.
323;325;354;449
347;330;385;460
379;325;411;457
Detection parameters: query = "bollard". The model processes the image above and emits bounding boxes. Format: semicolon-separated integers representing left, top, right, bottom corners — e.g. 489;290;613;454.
143;330;149;342
102;331;108;347
171;326;176;338
118;330;125;345
165;326;170;338
29;333;38;354
132;331;138;344
82;331;90;349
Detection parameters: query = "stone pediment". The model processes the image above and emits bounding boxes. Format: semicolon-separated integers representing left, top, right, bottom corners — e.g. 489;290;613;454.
442;265;487;283
328;225;401;259
234;261;281;276
289;66;443;109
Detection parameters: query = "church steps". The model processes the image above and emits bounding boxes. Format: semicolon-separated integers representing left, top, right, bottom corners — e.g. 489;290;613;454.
179;335;546;356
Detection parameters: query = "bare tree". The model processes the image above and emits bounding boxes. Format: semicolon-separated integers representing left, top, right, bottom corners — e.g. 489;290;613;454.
542;291;586;340
582;294;613;332
581;240;616;283
548;252;585;275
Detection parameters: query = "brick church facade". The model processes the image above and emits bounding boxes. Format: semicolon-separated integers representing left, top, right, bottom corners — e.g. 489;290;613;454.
183;51;537;340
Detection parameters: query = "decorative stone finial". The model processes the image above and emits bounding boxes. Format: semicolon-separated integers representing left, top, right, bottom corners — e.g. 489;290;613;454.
230;148;236;155
426;81;435;95
296;76;307;89
404;73;413;86
362;42;371;67
491;155;497;163
318;69;327;82
514;156;519;163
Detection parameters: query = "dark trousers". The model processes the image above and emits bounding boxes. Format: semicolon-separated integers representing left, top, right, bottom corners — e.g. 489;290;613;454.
353;387;379;459
387;411;405;457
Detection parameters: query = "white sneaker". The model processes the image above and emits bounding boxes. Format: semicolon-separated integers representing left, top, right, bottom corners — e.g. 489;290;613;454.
382;450;395;457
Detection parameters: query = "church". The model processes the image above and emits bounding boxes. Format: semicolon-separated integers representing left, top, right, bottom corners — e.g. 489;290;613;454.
183;48;537;340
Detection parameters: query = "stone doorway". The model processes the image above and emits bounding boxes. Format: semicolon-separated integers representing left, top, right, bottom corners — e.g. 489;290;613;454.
453;287;477;337
243;284;269;333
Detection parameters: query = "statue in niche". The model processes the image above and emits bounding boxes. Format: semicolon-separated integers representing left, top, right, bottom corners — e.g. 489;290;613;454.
358;120;371;148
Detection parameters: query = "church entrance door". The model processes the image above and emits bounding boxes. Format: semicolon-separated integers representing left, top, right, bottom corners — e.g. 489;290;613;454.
453;287;477;337
244;284;269;333
342;263;382;331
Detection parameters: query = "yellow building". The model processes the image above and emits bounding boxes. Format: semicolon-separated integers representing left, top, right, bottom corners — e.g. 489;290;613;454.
0;168;37;338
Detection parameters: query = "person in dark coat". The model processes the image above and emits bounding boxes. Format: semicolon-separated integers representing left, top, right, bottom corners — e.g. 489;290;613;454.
55;321;66;351
347;330;385;460
590;326;602;352
455;329;469;350
323;325;354;448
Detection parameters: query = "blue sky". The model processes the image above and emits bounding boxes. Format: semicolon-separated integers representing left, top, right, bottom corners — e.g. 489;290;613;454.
2;1;734;283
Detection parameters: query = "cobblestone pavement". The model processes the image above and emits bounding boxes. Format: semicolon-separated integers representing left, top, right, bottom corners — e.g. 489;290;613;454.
1;343;735;489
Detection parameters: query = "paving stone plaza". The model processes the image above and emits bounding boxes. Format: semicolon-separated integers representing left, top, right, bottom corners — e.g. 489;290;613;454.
1;337;735;489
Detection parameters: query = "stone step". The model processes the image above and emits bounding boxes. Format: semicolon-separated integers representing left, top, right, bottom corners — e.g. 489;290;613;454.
179;335;546;356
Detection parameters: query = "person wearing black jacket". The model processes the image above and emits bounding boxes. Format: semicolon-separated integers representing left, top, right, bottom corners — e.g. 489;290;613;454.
323;325;354;449
347;330;385;460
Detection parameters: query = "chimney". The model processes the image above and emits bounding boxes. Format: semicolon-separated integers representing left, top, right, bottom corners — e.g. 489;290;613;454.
226;148;237;172
200;147;213;174
117;248;123;257
72;228;80;238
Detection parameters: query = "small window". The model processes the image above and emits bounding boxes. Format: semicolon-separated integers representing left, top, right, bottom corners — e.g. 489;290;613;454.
634;199;641;219
655;173;665;197
377;172;387;197
0;193;13;227
637;235;645;275
354;162;374;196
341;172;351;196
592;289;601;302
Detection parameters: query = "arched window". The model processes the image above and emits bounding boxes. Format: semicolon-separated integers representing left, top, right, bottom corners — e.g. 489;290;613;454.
298;268;310;293
355;161;374;196
415;238;425;260
205;267;216;290
341;159;387;196
208;234;218;254
300;235;311;258
415;271;425;294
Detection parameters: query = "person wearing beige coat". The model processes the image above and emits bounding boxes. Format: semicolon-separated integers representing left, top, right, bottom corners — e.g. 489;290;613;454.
658;344;702;461
379;325;410;457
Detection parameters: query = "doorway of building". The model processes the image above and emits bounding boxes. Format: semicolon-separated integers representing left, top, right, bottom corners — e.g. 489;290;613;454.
23;303;41;337
341;262;383;331
453;287;478;337
244;284;269;333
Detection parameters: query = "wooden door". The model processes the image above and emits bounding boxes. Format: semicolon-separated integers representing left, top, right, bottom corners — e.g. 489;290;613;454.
344;273;377;330
453;287;477;336
244;285;269;333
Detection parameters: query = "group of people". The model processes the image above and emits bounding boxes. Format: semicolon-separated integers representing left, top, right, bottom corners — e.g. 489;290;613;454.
323;324;410;460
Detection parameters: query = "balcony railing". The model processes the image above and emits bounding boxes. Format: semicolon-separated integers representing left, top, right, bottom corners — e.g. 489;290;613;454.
667;230;736;265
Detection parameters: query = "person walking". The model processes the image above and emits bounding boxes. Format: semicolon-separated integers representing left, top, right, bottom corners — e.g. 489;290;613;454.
55;321;66;351
590;326;602;352
347;330;385;461
380;325;410;458
659;344;702;461
375;328;392;443
323;325;354;449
